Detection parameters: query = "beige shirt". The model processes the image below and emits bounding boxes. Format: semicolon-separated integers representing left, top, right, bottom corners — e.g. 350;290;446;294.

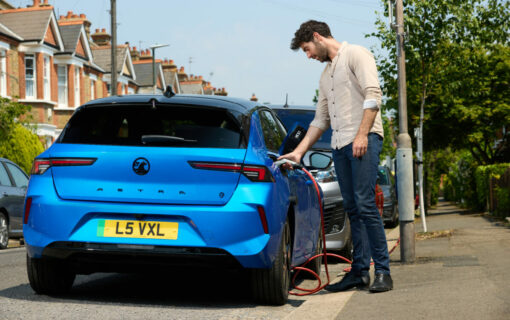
310;42;384;150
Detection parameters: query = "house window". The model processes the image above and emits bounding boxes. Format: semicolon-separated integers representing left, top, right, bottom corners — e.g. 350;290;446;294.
25;55;36;98
0;50;6;97
106;83;111;95
43;56;50;100
90;79;95;100
74;67;80;107
128;86;135;95
58;65;67;107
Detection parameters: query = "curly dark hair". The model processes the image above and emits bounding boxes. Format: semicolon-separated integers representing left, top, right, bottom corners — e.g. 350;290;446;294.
290;20;332;50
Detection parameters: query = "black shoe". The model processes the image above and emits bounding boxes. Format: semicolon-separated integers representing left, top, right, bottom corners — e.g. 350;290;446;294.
369;273;393;293
325;272;370;292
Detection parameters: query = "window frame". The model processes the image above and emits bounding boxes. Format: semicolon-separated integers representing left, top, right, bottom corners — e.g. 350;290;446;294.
24;54;36;99
74;66;80;107
43;56;51;100
57;65;67;107
4;162;28;188
0;50;6;97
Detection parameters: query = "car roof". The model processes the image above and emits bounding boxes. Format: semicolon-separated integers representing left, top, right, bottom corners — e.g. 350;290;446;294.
81;94;264;115
269;104;317;111
0;157;15;164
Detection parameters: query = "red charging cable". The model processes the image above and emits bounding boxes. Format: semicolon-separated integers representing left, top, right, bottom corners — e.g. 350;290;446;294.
289;167;400;296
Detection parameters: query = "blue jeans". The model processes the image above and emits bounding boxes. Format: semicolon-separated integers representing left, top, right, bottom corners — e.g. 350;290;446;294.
332;133;390;275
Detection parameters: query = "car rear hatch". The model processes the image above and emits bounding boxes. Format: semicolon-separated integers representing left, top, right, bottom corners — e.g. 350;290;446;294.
49;103;248;205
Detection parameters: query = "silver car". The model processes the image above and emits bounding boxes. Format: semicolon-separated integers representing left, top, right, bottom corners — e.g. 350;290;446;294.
271;105;352;257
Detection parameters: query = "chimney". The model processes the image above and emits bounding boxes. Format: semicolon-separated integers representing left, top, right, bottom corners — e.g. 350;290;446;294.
40;0;51;7
130;46;140;61
32;0;40;7
139;49;152;60
91;28;111;46
250;94;258;102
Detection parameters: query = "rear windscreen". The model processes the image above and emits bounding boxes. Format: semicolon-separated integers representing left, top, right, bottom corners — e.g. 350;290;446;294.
60;104;245;148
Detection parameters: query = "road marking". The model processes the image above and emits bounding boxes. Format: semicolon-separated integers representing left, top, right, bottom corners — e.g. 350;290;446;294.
283;291;354;320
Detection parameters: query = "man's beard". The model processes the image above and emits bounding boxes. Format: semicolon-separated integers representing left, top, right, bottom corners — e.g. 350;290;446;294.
315;42;330;62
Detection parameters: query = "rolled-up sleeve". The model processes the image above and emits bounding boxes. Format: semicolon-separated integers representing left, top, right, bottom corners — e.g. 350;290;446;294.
349;46;382;109
310;87;330;131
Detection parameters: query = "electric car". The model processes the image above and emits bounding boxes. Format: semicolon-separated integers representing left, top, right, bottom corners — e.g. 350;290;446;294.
271;105;352;256
23;91;323;305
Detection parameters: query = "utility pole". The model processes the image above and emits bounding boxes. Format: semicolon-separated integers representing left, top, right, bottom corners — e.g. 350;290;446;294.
391;0;415;263
110;0;117;96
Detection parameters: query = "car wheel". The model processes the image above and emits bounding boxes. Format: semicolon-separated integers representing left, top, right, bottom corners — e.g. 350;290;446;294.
251;220;291;305
385;205;399;228
304;230;322;279
0;212;8;250
26;254;75;295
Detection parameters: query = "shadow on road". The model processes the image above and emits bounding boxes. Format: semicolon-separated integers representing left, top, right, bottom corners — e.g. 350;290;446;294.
0;267;305;309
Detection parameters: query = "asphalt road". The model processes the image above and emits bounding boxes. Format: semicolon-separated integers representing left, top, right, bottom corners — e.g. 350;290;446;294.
0;245;357;320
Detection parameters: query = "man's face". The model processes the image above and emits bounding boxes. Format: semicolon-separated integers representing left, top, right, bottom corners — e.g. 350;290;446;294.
300;39;330;63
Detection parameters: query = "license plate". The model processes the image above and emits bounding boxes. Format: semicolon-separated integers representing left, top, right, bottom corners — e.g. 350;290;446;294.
97;219;178;240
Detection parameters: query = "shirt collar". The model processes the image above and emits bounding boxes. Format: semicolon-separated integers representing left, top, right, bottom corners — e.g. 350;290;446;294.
328;41;348;66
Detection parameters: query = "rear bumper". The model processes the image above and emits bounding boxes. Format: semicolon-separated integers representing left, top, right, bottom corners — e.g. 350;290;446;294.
39;241;243;273
23;174;286;269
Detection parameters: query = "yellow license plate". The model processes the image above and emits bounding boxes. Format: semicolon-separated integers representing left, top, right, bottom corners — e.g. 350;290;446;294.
97;219;178;240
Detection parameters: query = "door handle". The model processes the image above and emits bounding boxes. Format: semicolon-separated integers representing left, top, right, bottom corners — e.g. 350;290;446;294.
2;192;7;196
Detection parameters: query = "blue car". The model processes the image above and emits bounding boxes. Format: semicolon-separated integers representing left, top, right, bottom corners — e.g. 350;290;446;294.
24;92;322;305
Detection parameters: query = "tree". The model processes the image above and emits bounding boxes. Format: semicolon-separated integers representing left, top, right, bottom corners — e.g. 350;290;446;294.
369;0;509;164
0;97;31;141
0;97;43;173
0;124;45;173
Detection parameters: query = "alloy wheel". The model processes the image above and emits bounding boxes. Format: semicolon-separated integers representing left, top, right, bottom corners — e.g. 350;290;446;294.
0;214;8;248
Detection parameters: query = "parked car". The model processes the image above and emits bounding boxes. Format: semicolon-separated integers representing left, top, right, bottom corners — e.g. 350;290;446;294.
0;158;29;249
24;92;324;305
378;166;398;227
270;105;352;257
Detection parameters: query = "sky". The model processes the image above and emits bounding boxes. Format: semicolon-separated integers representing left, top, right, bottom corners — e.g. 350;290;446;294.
14;0;388;105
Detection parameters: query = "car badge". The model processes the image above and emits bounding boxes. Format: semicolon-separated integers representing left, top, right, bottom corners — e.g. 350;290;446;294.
133;157;150;175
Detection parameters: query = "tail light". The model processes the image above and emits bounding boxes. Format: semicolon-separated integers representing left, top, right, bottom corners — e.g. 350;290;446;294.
257;206;269;234
31;158;97;175
189;161;274;182
24;197;32;224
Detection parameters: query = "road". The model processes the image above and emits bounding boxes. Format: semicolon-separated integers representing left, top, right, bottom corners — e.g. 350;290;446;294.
0;244;362;320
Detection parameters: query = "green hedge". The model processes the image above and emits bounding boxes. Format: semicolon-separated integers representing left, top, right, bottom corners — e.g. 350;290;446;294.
474;163;510;217
0;124;44;174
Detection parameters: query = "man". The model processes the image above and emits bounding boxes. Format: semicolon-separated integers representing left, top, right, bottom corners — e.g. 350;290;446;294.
279;20;393;293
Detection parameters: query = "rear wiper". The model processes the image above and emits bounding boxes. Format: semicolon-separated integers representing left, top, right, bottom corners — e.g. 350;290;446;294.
141;135;197;144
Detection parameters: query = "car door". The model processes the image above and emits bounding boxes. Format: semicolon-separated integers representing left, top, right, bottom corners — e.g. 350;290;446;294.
258;110;316;264
3;162;28;233
0;162;19;233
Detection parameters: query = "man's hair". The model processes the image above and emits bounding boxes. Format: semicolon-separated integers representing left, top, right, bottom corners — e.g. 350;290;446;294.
290;20;332;51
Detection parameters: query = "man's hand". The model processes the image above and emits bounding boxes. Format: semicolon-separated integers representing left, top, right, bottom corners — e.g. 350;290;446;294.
277;151;303;170
352;133;368;158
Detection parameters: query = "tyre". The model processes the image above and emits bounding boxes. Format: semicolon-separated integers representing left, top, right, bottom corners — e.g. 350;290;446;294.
385;205;399;228
26;254;75;295
0;212;8;249
251;220;291;305
304;230;322;279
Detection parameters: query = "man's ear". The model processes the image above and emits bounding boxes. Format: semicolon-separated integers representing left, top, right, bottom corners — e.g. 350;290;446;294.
313;32;322;42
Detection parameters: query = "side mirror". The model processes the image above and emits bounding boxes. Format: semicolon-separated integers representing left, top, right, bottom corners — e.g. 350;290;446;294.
309;152;332;170
279;124;307;155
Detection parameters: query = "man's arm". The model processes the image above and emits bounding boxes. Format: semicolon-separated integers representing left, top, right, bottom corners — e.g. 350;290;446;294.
352;108;378;158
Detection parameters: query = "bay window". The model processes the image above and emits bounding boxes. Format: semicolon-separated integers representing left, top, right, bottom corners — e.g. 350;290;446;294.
25;55;36;98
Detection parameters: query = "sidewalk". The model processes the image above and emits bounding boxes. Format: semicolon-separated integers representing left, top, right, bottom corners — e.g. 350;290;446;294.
336;200;510;320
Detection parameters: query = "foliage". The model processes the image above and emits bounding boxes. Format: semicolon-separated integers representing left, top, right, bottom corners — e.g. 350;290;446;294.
442;151;479;208
380;112;396;161
369;0;510;165
0;124;45;174
474;163;510;215
0;97;32;141
312;89;319;105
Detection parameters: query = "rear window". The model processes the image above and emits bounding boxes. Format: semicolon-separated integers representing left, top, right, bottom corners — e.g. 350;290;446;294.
60;104;245;148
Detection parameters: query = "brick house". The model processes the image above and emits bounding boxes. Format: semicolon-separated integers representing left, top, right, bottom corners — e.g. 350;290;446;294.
130;48;165;94
90;29;137;96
